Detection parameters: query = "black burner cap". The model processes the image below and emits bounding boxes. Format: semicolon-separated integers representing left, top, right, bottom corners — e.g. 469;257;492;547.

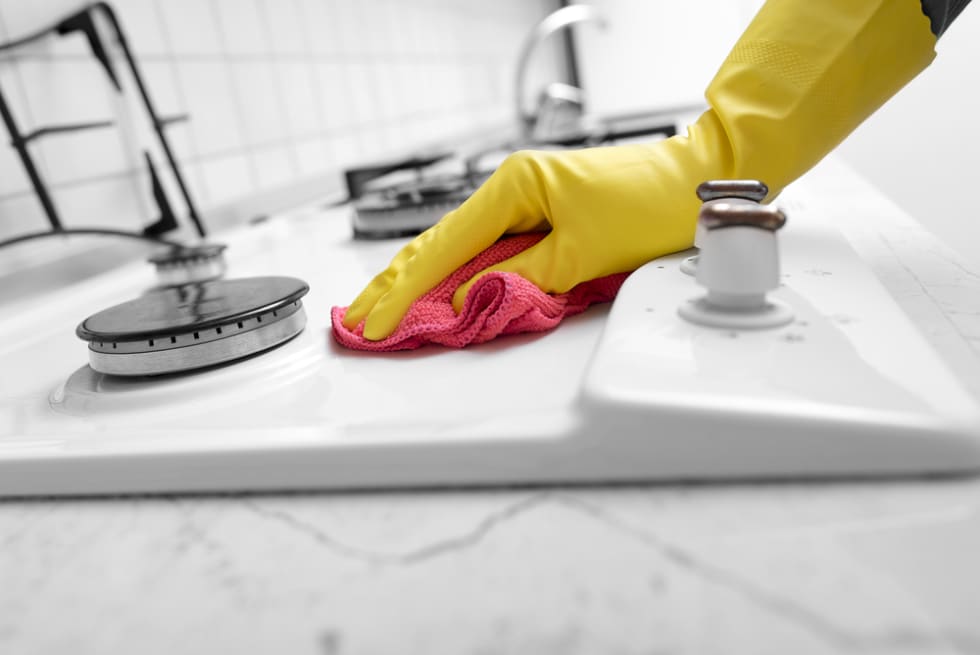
76;276;309;342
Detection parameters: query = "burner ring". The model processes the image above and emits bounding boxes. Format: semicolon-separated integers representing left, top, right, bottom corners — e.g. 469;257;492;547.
76;276;310;376
86;299;304;354
86;304;307;376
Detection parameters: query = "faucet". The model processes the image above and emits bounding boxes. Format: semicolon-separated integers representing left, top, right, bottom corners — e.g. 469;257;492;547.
514;4;607;142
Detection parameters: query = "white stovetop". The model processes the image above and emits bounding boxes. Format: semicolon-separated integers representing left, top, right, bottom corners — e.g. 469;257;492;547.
2;156;980;653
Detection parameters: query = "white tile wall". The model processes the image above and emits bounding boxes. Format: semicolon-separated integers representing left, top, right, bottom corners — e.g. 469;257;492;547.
0;194;47;238
0;0;564;245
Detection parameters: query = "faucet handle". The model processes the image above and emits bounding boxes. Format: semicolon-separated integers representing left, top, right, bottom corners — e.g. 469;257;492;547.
531;82;587;142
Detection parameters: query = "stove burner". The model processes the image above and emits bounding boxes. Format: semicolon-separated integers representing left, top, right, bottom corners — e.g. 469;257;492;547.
148;243;228;287
351;172;491;239
76;276;309;376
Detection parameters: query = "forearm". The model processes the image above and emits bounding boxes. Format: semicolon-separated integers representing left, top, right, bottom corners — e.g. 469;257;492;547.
704;0;938;197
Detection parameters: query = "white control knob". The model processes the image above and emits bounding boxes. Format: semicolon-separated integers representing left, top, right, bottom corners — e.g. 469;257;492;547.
680;180;769;276
678;200;794;329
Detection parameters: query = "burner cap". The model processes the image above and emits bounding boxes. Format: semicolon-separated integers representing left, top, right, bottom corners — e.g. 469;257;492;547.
76;276;309;376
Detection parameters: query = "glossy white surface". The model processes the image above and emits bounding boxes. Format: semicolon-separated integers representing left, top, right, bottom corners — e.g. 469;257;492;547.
2;157;980;496
2;157;980;653
584;194;980;477
1;182;605;494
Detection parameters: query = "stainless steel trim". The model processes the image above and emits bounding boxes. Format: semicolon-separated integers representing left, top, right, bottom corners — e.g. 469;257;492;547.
88;306;307;376
699;202;787;232
87;300;304;354
154;257;227;287
696;179;769;202
514;5;606;140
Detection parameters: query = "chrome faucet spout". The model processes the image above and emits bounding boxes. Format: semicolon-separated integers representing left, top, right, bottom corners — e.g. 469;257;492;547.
514;4;607;141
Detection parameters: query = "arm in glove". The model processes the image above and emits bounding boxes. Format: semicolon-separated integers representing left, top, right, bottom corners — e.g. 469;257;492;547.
344;0;936;341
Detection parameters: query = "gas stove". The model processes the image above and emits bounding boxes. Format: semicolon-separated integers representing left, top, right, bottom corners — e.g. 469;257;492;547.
350;169;491;239
345;110;690;239
1;158;979;497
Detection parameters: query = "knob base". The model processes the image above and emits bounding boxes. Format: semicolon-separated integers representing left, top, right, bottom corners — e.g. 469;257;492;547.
678;295;794;330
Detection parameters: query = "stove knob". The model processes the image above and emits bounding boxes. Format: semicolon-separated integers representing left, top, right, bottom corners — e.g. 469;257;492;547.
680;179;770;276
678;200;794;329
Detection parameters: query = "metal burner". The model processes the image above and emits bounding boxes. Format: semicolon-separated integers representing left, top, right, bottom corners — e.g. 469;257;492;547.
148;243;228;287
351;174;485;239
76;276;309;376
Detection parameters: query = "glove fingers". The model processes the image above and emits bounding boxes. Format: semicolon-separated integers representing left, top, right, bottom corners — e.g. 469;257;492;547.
360;216;511;340
348;222;499;340
350;151;555;341
340;228;436;329
450;235;560;313
341;267;397;329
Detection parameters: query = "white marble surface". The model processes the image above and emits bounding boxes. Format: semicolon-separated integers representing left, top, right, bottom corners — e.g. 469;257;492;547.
3;157;980;654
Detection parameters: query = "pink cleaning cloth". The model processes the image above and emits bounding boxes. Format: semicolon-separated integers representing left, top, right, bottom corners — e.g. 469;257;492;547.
331;234;630;352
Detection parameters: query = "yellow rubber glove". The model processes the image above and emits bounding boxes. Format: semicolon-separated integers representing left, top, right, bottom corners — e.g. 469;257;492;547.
344;0;936;341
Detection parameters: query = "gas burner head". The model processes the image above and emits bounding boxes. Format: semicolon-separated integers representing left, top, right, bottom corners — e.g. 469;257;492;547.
75;276;309;377
351;172;491;239
381;175;469;202
148;243;228;287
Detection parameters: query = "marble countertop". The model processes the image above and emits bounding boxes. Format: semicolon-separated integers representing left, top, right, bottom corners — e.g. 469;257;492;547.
2;157;980;655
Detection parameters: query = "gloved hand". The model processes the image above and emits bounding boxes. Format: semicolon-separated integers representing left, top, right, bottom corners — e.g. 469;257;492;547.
344;0;936;341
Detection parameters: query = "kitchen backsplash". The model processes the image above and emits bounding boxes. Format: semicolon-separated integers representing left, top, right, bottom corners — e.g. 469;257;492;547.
0;0;564;245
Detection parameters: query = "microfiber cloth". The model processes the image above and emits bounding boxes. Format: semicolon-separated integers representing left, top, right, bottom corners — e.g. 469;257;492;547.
331;234;630;352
